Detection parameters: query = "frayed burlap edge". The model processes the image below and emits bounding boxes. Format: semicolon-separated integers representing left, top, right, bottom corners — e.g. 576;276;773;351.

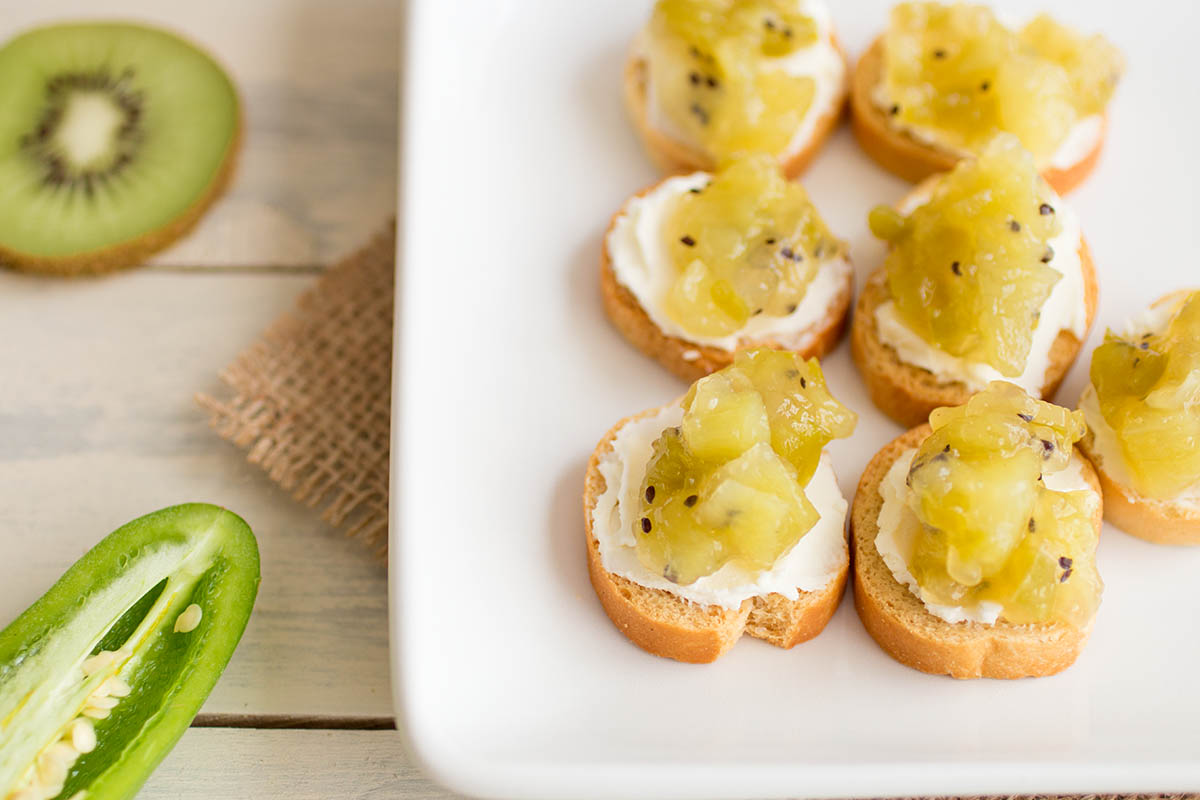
196;222;395;560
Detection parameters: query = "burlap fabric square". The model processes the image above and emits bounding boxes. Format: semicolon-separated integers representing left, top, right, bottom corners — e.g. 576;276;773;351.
195;223;1193;800
196;223;394;559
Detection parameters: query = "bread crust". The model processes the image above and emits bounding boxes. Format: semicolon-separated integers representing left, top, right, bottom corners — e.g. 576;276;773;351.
583;407;848;663
601;179;854;383
623;35;847;180
1079;427;1200;547
850;236;1098;429
851;425;1102;679
850;37;1105;195
0;114;242;276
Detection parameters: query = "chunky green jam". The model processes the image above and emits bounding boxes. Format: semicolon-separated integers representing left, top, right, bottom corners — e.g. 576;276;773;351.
663;156;842;338
636;348;855;584
869;135;1063;376
646;0;821;158
1090;291;1200;499
881;2;1122;160
905;382;1100;626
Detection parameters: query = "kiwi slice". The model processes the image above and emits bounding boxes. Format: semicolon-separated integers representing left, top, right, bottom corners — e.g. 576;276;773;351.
0;22;240;275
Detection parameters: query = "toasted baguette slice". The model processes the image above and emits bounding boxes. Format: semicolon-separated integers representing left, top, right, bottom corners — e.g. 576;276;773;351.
624;38;847;180
850;37;1104;195
1079;433;1200;546
850;241;1098;429
602;180;854;383
1076;290;1200;547
851;425;1102;679
584;408;848;663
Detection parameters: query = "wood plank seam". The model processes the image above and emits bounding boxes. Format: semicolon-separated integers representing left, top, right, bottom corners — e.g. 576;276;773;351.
192;713;395;730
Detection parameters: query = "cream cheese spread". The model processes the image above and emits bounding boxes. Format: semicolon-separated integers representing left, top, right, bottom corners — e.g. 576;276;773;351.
590;404;847;610
638;0;845;162
607;171;850;352
875;446;1097;625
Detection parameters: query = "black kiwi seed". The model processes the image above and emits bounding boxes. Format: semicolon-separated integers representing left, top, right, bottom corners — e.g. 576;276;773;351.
644;485;655;503
640;517;652;533
684;495;698;507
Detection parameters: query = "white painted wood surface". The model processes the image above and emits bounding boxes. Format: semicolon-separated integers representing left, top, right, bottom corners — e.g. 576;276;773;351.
0;1;434;797
139;730;462;800
0;272;392;719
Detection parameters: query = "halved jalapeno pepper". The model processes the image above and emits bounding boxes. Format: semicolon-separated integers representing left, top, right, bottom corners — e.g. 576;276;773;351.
0;503;260;800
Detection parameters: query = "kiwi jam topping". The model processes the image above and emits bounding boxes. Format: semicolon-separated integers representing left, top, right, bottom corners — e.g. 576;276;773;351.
1090;291;1200;499
635;348;856;585
905;382;1100;627
646;0;821;159
869;135;1064;377
662;156;843;338
881;2;1123;161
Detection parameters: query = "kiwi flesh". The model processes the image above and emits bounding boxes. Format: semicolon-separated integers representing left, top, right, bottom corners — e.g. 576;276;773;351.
0;22;240;275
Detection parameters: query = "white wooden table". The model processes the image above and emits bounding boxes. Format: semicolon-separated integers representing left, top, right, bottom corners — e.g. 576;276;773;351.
0;1;461;796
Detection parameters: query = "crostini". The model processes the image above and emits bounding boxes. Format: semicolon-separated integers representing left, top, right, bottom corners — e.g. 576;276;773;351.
850;1;1123;194
851;382;1104;679
604;156;852;382
584;348;855;663
625;0;847;179
1079;290;1200;546
850;135;1097;428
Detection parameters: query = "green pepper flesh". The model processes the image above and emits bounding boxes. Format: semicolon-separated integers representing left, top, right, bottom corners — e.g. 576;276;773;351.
0;503;260;800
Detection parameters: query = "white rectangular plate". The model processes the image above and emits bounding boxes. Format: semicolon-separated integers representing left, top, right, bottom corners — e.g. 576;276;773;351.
391;1;1200;797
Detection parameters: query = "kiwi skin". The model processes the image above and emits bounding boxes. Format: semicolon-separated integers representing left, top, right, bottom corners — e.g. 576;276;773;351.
0;119;241;278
